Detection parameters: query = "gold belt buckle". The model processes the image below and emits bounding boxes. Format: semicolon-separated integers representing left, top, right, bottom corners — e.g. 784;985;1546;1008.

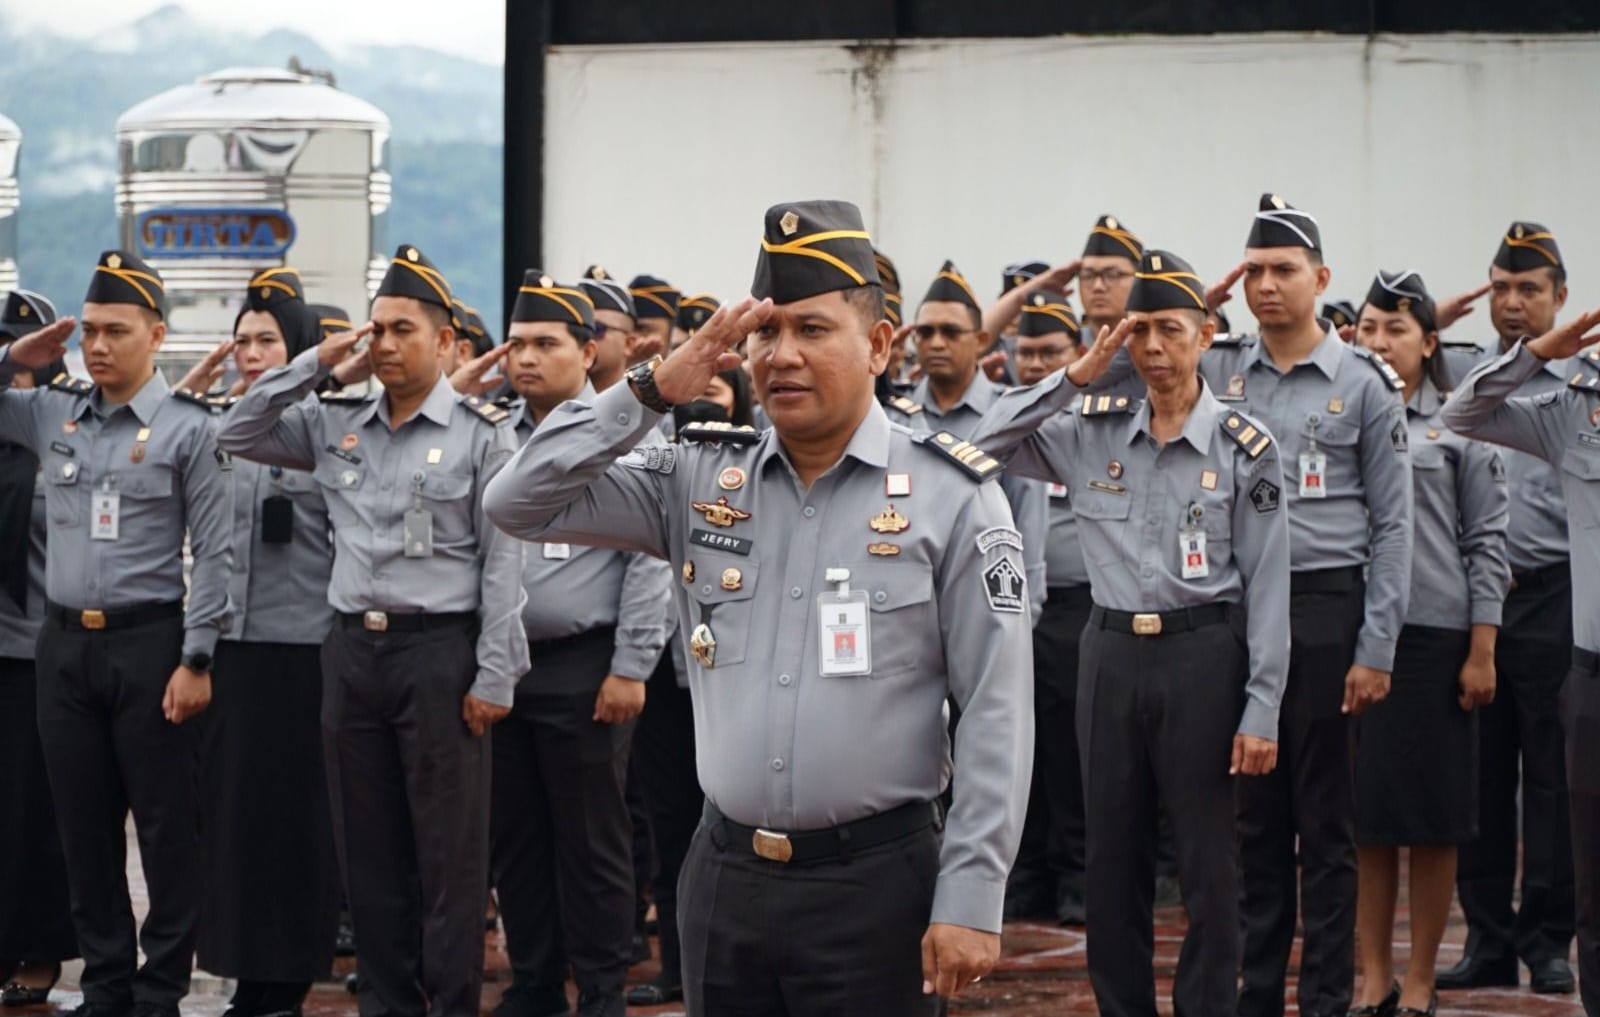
80;609;106;630
363;611;389;632
1131;613;1163;636
752;829;794;863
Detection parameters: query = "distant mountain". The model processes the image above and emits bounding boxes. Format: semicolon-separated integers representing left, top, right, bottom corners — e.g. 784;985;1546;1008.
0;3;505;327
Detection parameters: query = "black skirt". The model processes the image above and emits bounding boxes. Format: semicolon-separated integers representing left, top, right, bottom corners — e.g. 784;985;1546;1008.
1355;624;1479;846
197;641;340;980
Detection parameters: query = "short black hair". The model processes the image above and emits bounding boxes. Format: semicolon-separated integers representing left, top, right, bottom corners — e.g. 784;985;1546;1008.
840;284;885;329
420;301;452;333
567;323;595;343
1548;264;1568;289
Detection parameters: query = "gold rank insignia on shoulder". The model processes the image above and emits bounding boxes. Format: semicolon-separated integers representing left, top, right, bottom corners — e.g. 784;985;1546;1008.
888;395;923;416
679;421;761;445
463;395;510;424
1363;351;1405;391
48;374;94;395
1221;413;1273;459
869;504;911;534
1077;393;1136;416
691;496;751;528
916;431;1002;481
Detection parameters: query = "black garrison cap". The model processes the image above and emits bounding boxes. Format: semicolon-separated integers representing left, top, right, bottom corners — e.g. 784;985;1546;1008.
1322;299;1359;329
1246;193;1322;252
307;303;353;340
1016;292;1080;339
511;270;596;328
451;298;494;356
675;293;719;333
1363;269;1438;332
921;260;982;313
1126;250;1207;313
750;200;880;304
1493;221;1563;273
628;274;680;321
85;250;167;317
376;244;453;311
1082;215;1142;260
581;265;638;319
884;291;903;328
235;266;318;357
1002;260;1050;295
0;289;58;337
874;249;901;296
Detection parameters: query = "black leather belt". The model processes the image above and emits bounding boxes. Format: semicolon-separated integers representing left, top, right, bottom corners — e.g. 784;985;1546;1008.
1511;561;1569;592
1090;603;1230;637
1574;648;1599;675
707;799;939;866
530;624;616;655
46;600;182;631
337;610;476;633
1046;585;1094;607
1290;565;1364;595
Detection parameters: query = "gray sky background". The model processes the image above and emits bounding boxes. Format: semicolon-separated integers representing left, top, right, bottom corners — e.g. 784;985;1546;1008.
0;0;506;62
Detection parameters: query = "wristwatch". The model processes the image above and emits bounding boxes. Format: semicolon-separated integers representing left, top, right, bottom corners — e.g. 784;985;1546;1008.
625;355;674;414
182;651;213;674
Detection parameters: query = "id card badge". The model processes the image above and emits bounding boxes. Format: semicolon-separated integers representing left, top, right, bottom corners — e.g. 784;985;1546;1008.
91;490;121;541
1180;527;1210;580
816;589;872;677
1299;451;1327;499
542;543;572;560
403;509;434;558
261;495;293;544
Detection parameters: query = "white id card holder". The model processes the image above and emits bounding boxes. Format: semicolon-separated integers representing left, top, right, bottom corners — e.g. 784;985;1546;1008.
403;509;434;558
1299;451;1327;499
542;543;572;560
816;590;872;677
91;490;120;541
1180;527;1209;580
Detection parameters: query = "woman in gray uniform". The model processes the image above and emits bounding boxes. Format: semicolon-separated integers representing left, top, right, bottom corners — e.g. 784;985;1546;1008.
1350;271;1510;1017
191;268;340;1017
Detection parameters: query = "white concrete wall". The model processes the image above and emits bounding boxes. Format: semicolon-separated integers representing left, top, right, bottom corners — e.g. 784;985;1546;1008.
544;34;1600;333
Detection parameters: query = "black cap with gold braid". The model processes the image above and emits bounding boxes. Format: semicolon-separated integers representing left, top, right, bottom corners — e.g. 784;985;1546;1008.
1363;269;1438;333
307;304;353;341
376;244;453;311
921;260;981;313
1002;260;1050;295
676;294;720;333
750;200;880;305
580;265;637;319
628;274;681;321
1017;292;1080;339
85;250;167;318
873;249;901;296
1493;221;1563;274
1126;250;1207;313
1082;215;1142;261
1246;194;1322;252
884;291;904;328
511;270;595;328
1;289;58;337
1322;300;1359;329
236;266;318;357
452;299;494;356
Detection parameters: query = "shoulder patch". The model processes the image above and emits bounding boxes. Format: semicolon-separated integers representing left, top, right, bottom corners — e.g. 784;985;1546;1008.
1354;346;1405;391
1568;368;1600;393
1219;411;1273;459
462;395;512;425
678;421;761;446
47;372;93;395
171;388;237;411
1076;392;1139;417
887;395;923;416
318;388;374;404
620;445;677;474
913;430;1003;482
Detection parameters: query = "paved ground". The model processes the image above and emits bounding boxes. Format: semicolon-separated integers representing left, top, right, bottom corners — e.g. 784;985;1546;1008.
13;823;1584;1017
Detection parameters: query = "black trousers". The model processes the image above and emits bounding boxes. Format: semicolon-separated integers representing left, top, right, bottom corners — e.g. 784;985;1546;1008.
1563;649;1600;1016
1009;589;1091;915
678;813;942;1017
491;628;636;997
634;647;702;988
1238;580;1365;1017
1456;572;1575;966
34;612;199;1010
0;654;77;962
1078;612;1246;1017
321;618;489;1017
626;742;656;938
198;640;340;982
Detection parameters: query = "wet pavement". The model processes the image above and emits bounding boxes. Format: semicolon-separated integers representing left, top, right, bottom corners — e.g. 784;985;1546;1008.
13;825;1584;1017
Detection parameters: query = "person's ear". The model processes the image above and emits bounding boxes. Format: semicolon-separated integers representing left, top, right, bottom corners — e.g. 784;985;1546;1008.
867;317;893;375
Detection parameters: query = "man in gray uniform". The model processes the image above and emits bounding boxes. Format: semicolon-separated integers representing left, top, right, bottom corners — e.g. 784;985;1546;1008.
0;251;232;1017
216;245;529;1017
1209;196;1414;1017
580;266;641;393
1441;304;1600;1016
490;271;671;1017
484;199;1033;1016
1438;223;1577;995
975;249;1289;1017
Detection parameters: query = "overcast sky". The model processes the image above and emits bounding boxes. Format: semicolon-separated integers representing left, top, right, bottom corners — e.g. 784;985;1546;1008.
0;0;506;62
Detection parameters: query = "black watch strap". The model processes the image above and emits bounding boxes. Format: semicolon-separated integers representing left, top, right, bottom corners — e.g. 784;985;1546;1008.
627;356;673;414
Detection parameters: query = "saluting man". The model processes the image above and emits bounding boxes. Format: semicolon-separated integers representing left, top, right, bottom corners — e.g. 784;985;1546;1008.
0;251;232;1017
484;199;1034;1016
974;249;1289;1017
215;245;529;1017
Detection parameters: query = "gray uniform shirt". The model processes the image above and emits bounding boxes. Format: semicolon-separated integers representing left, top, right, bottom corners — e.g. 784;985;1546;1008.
0;358;232;657
1443;343;1600;653
1201;327;1413;673
1403;380;1510;631
514;389;672;680
973;375;1291;740
483;383;1035;935
1444;341;1571;572
0;452;46;658
220;423;336;645
215;347;530;706
889;373;1049;615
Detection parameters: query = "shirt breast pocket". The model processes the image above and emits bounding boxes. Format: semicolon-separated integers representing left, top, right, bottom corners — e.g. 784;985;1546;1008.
118;469;174;502
1410;445;1447;473
1559;448;1600;526
684;557;760;670
846;560;936;679
418;470;475;542
44;460;82;526
279;469;318;496
1313;420;1362;494
313;461;365;527
1071;487;1132;566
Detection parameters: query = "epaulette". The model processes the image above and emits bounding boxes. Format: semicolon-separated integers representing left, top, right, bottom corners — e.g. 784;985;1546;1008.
171;388;237;411
1210;332;1246;347
1075;392;1138;417
678;421;761;446
318;388;374;404
47;372;92;395
1352;345;1405;391
887;395;923;416
1220;410;1274;459
913;431;1002;482
462;394;512;425
1567;360;1600;392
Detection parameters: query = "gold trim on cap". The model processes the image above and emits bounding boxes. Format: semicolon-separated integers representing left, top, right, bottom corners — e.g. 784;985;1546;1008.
94;264;164;310
1133;270;1207;310
517;284;597;325
392;259;452;307
1503;230;1560;266
760;229;873;287
1090;223;1141;258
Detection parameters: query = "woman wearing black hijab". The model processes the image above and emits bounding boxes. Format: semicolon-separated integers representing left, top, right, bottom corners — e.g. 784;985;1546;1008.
189;268;340;1017
0;290;77;1005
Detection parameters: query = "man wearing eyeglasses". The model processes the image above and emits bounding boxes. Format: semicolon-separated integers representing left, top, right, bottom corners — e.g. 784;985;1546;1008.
886;261;1046;620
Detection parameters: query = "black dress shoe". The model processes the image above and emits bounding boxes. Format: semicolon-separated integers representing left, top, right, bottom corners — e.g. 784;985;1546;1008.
624;981;683;1005
1393;991;1436;1017
575;992;624;1017
1;961;61;1007
493;982;569;1017
1529;955;1575;994
1347;980;1399;1016
1056;892;1086;927
1436;953;1517;989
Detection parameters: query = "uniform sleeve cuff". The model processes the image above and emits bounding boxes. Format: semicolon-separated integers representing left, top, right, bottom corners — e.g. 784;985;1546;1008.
1354;635;1397;674
608;645;660;681
1469;601;1504;627
182;625;220;658
470;673;515;708
929;874;1006;934
1237;702;1280;742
